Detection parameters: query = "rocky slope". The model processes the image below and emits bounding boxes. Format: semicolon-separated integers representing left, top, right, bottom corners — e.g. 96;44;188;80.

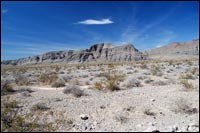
147;39;199;58
1;43;146;66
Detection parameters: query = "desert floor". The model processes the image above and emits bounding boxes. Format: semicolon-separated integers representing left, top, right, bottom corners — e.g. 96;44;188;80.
1;59;199;132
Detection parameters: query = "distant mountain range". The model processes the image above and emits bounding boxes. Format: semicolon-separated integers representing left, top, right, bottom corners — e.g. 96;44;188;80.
1;39;199;66
147;39;199;56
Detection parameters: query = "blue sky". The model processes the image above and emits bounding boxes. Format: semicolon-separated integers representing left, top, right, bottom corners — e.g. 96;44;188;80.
1;1;199;60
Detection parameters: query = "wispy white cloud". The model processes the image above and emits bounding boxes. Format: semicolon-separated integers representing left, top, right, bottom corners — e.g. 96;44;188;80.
156;45;163;48
77;18;114;25
1;9;8;13
1;41;83;59
155;29;176;48
119;3;180;45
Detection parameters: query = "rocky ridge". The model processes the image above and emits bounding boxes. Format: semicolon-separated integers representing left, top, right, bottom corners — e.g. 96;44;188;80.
1;43;146;66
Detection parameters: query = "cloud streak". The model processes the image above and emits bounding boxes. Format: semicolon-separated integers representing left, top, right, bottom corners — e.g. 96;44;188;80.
77;18;114;25
1;9;8;13
119;3;180;45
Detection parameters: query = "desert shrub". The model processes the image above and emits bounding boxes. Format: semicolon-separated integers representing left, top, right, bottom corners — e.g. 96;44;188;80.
172;98;198;114
104;73;125;91
31;103;50;112
156;72;163;77
85;81;90;85
144;79;154;84
190;67;198;75
108;63;114;68
71;79;80;85
180;73;194;80
168;60;173;66
180;79;194;91
63;85;85;97
51;81;65;88
18;87;34;97
115;114;128;124
106;81;120;91
97;72;125;91
15;75;30;86
61;75;71;82
175;60;182;66
187;60;193;66
39;72;58;85
98;72;111;79
152;80;167;86
18;87;34;93
54;65;61;72
123;78;143;88
1;80;15;96
144;108;156;116
140;62;148;69
150;64;160;76
94;82;103;90
1;97;55;132
127;71;133;74
137;76;147;80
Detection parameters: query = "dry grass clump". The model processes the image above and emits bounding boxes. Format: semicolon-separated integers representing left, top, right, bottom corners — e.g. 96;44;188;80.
1;97;55;132
144;108;156;116
61;75;72;82
140;61;148;69
96;72;125;91
144;79;154;84
187;60;193;66
180;79;194;91
190;67;198;75
179;72;195;80
1;80;15;96
115;114;128;124
18;87;34;97
152;80;167;86
31;103;50;112
168;60;174;66
71;79;80;85
15;75;30;86
150;64;161;76
39;72;58;85
18;87;34;93
51;81;65;88
172;98;198;115
123;78;143;88
104;72;125;91
106;82;120;91
94;82;103;90
54;65;61;72
63;85;85;97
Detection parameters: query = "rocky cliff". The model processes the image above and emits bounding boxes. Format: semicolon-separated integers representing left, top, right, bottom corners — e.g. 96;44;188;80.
1;43;146;66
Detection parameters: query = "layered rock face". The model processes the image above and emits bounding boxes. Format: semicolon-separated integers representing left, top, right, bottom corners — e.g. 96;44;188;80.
147;39;199;56
1;43;145;66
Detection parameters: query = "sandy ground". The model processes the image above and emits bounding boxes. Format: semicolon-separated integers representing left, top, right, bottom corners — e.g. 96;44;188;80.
9;83;199;132
1;59;199;132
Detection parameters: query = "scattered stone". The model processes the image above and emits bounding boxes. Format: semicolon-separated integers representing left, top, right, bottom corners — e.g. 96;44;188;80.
151;99;156;102
80;114;88;120
100;105;106;109
187;123;199;132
